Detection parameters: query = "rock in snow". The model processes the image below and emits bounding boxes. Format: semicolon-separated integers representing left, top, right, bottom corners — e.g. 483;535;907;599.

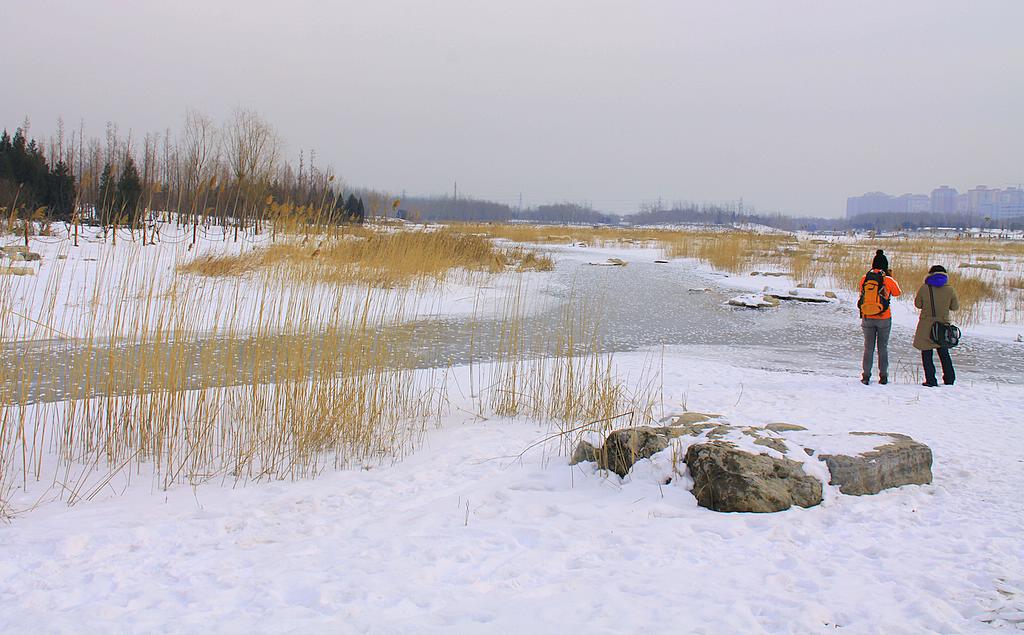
685;442;824;513
570;440;599;465
818;432;933;496
601;427;670;477
571;418;933;512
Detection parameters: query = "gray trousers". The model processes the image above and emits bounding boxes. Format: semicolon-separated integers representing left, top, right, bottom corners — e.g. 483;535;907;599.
861;317;892;376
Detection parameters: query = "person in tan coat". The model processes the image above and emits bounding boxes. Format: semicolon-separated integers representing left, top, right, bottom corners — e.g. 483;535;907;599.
913;265;959;386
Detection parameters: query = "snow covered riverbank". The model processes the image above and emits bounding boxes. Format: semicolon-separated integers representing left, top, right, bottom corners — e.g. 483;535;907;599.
2;351;1023;633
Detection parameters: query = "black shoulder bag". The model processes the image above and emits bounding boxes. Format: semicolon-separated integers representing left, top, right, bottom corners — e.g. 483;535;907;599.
928;285;961;348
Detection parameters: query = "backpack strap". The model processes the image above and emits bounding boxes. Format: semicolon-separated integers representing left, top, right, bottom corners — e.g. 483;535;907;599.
928;284;936;319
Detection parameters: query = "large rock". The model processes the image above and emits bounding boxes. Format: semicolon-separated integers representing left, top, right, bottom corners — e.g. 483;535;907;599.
570;440;599;465
685;442;823;513
602;427;669;477
818;433;932;495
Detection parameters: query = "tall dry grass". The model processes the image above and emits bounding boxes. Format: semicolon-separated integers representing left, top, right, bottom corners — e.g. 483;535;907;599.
0;240;449;513
179;227;553;288
454;223;664;248
483;283;661;442
0;223;641;517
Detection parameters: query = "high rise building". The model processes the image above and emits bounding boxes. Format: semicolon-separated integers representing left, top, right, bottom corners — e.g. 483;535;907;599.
998;187;1024;220
930;186;959;214
968;186;1002;217
846;192;901;217
897;193;930;213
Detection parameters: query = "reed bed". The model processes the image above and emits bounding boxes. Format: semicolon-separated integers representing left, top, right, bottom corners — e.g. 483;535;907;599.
179;227;553;288
0;223;636;517
454;222;664;248
0;243;446;512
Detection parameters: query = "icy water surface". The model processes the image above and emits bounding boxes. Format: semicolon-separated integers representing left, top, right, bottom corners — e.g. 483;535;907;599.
4;254;1022;404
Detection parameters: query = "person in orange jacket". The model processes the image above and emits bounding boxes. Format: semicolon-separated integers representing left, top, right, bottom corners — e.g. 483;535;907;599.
857;249;902;385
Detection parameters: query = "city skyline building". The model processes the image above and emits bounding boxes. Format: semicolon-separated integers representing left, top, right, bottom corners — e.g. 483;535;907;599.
847;183;1024;219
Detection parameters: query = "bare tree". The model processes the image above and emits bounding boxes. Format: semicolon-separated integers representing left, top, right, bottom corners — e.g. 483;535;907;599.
182;110;217;192
223;107;279;184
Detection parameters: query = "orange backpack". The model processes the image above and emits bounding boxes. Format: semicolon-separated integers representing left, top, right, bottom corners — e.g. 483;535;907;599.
858;271;890;317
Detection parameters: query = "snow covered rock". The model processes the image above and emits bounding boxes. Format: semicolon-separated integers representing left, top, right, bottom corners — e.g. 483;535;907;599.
602;427;670;477
816;432;933;496
1;246;41;261
663;411;721;426
765;287;833;303
684;442;823;513
727;293;779;309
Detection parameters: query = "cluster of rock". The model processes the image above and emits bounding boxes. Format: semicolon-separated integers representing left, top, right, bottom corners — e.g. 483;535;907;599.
571;413;933;513
2;245;42;276
727;287;837;309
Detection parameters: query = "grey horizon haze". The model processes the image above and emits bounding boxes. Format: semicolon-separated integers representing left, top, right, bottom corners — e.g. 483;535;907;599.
2;0;1022;217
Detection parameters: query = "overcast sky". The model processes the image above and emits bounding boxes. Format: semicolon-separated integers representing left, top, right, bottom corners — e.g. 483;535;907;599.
3;1;1022;216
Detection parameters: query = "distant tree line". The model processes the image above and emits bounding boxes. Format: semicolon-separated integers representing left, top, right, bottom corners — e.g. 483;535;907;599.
1;110;365;237
395;196;619;225
396;194;1024;233
0;128;75;221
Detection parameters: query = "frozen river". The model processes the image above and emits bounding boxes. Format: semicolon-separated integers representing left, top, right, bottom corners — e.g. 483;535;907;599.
4;254;1022;404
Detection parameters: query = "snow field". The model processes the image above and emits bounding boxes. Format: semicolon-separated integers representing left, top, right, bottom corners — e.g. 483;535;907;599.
2;227;1023;633
2;353;1023;633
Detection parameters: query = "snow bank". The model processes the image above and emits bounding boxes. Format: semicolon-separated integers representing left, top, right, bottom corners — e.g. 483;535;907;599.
2;352;1023;632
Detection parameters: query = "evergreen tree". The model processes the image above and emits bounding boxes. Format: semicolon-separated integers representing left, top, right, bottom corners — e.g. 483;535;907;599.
97;162;115;225
0;127;56;220
344;193;359;222
47;160;75;221
116;155;142;225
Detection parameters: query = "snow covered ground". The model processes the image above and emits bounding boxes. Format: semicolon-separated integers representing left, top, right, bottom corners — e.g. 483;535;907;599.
2;233;1023;633
1;224;560;342
2;354;1023;633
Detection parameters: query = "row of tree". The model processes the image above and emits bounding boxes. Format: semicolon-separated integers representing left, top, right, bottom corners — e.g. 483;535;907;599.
0;129;75;220
2;110;367;233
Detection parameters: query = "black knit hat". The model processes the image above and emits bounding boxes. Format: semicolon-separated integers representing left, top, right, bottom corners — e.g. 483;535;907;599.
928;264;946;274
871;249;889;271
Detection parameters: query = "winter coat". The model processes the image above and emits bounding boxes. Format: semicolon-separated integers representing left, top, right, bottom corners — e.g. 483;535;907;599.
913;273;960;350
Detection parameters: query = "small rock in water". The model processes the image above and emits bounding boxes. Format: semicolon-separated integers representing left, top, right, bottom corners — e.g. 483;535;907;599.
727;293;779;309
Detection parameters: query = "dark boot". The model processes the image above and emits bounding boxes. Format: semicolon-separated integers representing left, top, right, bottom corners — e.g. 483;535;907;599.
879;374;888;385
861;373;870;385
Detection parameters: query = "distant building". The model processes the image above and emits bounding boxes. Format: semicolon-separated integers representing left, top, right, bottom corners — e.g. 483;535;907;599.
897;193;930;214
847;184;1024;220
930;186;959;214
998;187;1024;219
846;192;898;218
